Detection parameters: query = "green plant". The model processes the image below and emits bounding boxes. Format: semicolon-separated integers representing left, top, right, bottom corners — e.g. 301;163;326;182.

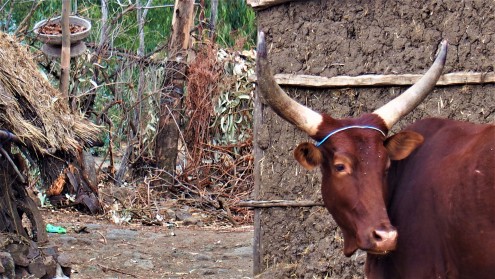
213;0;257;49
211;48;255;152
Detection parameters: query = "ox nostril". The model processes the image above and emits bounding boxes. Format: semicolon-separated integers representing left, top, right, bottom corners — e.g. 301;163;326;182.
373;230;383;242
368;229;398;253
360;228;398;254
372;229;398;245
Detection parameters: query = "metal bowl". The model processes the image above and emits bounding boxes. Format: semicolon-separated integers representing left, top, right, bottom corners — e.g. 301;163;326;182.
33;16;91;45
41;41;87;58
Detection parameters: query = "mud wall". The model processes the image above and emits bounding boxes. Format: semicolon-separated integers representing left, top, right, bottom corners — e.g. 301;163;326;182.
254;0;495;278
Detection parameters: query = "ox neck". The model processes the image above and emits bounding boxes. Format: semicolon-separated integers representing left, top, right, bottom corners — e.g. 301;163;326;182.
316;126;387;147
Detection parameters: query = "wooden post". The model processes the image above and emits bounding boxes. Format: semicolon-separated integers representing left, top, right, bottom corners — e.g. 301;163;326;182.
155;0;194;189
252;79;263;275
238;199;325;208
59;0;71;99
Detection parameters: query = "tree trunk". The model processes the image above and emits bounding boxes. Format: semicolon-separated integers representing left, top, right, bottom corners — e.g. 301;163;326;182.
154;0;194;190
135;0;153;145
209;0;219;39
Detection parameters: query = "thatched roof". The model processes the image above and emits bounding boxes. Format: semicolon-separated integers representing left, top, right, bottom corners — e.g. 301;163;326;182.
0;32;101;154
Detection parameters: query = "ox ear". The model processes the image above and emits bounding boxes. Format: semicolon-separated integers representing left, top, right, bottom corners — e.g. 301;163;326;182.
385;131;424;160
294;142;323;170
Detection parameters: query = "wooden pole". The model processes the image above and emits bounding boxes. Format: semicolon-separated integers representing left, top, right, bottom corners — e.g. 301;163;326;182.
136;0;152;135
238;199;325;208
155;0;194;189
59;0;71;99
250;72;495;88
252;87;263;275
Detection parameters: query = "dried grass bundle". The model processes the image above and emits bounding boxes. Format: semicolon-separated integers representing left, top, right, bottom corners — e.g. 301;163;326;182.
0;32;100;154
184;44;222;168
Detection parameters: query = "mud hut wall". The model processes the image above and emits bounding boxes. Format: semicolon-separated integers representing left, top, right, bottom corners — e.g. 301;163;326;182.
254;0;495;277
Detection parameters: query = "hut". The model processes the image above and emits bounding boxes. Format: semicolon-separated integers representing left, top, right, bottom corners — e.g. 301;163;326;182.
247;0;495;277
0;32;101;277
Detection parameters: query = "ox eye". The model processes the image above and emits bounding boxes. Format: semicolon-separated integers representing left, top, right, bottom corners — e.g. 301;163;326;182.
334;164;346;172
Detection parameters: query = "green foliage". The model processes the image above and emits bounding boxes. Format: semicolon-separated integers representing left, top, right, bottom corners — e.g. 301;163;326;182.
6;0;256;50
6;0;173;53
213;90;252;145
212;49;255;151
214;0;257;49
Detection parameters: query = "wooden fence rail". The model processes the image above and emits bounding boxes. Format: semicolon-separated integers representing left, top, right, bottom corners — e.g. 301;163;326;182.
250;72;495;88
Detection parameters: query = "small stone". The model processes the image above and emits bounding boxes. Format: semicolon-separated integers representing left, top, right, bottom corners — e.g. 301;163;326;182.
124;258;154;270
56;253;71;267
231;246;252;258
0;252;14;277
175;210;192;221
195;254;212;261
106;229;138;240
15;266;31;278
164;209;176;220
40;245;59;257
182;217;199;226
202;269;216;275
55;236;78;246
8;244;30;267
28;257;46;278
43;255;57;278
85;224;103;230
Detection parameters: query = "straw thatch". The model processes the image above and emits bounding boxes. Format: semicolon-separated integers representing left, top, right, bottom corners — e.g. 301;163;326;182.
0;32;100;154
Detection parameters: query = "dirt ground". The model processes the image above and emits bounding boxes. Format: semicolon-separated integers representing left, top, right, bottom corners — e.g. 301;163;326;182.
41;209;254;279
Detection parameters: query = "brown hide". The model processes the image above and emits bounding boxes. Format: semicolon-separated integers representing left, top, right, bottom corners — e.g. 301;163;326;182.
294;142;323;170
366;118;495;278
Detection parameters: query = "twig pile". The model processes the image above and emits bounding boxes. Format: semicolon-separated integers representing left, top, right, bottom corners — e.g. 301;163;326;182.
184;43;221;173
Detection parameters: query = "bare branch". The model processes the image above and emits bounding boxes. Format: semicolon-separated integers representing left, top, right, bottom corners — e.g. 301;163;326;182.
14;0;42;37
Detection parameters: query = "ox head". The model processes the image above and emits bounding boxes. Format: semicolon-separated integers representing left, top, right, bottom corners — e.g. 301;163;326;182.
256;32;447;256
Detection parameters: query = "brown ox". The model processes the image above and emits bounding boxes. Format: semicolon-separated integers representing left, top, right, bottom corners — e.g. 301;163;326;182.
256;31;495;278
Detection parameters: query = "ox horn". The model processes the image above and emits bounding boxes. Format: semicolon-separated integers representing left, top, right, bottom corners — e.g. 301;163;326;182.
256;31;323;136
373;40;448;129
